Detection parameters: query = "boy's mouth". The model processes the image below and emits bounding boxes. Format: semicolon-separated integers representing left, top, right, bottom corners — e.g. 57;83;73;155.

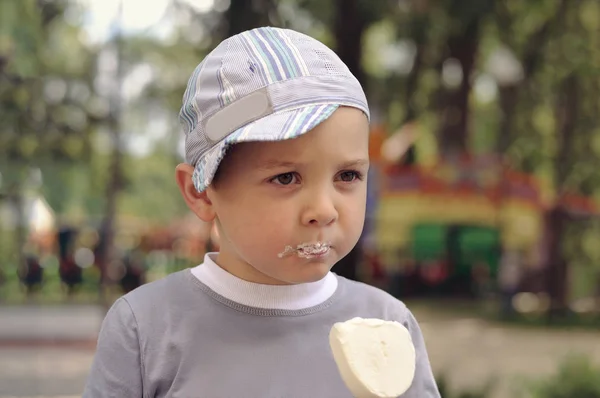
278;242;331;259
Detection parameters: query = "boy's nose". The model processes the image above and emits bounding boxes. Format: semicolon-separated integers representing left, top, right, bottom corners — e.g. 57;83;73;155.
301;192;338;227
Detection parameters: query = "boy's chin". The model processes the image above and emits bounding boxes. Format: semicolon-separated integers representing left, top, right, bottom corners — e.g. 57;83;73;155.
283;264;334;284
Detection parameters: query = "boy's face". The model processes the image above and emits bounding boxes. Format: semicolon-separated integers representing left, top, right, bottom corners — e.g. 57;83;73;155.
183;107;369;285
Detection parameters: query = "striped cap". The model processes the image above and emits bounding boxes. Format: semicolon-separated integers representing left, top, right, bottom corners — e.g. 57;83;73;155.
179;27;370;192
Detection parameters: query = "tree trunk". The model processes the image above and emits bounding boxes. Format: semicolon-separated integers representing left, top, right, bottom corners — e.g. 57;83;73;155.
224;0;275;37
333;0;366;85
437;19;480;157
97;3;125;306
544;206;569;319
545;74;579;319
98;144;121;304
497;85;518;154
13;190;26;287
401;18;428;166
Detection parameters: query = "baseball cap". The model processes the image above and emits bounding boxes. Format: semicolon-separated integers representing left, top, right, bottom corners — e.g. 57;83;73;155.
179;27;370;192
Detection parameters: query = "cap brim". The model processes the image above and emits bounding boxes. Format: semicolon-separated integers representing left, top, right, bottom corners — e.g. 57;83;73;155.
192;103;340;192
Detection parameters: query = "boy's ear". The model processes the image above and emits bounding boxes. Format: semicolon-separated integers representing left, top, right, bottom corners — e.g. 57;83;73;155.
175;164;216;222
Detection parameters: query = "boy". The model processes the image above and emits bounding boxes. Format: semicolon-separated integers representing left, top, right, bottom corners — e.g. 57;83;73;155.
84;27;440;397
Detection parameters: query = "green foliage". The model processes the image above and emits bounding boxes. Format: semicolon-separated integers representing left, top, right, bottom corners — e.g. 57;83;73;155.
0;0;103;165
0;0;45;77
436;373;495;398
524;355;600;398
119;148;189;222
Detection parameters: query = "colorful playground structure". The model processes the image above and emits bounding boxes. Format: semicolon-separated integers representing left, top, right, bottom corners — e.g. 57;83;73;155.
364;124;599;297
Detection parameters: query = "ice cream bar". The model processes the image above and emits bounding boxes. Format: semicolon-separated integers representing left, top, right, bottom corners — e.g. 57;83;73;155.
329;317;416;398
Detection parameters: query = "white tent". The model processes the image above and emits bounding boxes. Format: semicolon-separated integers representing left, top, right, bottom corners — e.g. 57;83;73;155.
0;195;55;233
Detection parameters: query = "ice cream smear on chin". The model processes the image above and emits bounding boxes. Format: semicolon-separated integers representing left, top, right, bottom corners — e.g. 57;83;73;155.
277;242;331;258
329;318;416;398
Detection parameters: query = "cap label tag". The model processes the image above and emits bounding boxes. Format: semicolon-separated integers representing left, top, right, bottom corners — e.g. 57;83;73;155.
204;88;273;143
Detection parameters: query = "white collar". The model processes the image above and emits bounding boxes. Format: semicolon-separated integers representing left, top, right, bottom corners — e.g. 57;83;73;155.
190;253;338;310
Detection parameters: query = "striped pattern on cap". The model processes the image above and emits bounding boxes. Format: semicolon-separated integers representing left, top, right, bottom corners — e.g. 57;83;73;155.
179;27;369;192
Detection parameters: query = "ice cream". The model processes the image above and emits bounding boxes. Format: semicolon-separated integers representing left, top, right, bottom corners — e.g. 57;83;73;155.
329;317;416;398
277;241;331;259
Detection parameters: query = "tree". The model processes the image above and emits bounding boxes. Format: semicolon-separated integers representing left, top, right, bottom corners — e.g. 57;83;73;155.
497;0;600;315
0;0;104;281
223;0;279;37
432;0;495;157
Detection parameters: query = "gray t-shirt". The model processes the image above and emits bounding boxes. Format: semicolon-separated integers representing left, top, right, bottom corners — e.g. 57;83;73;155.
83;270;440;397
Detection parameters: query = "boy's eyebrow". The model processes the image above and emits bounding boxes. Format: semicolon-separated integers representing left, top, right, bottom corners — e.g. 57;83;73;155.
257;159;369;170
256;160;301;170
338;159;370;169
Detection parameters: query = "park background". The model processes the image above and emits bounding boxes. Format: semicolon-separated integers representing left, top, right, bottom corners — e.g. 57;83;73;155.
1;0;600;397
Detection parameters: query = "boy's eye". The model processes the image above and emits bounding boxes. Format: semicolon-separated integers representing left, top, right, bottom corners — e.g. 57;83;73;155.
338;171;361;182
271;172;297;185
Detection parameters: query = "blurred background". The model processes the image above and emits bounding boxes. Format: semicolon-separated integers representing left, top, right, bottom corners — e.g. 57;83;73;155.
1;0;600;397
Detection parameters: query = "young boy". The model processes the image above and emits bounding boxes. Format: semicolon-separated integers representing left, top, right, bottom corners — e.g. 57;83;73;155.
84;27;440;397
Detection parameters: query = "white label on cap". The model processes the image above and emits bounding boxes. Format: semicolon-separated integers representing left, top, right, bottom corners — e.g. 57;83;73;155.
329;317;416;398
204;88;273;143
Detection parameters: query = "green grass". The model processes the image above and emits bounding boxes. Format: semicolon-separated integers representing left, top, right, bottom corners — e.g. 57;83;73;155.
405;297;600;330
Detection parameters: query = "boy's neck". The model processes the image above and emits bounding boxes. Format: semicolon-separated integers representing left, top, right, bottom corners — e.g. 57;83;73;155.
191;253;338;310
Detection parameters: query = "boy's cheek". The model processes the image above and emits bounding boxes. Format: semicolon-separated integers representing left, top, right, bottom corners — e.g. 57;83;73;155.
339;196;367;217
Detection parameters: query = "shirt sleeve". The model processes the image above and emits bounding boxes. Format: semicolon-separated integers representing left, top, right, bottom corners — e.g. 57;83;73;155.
83;297;144;398
402;308;441;397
